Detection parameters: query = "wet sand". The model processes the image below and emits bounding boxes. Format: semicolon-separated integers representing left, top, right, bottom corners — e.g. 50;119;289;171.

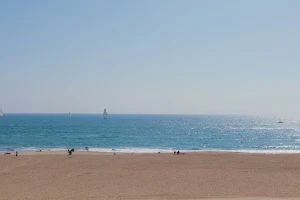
1;151;300;200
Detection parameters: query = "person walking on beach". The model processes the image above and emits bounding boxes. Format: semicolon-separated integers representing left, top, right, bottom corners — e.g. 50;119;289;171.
68;149;72;155
16;151;18;157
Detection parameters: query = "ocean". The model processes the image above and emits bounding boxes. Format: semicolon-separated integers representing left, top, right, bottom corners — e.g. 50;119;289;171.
1;114;300;153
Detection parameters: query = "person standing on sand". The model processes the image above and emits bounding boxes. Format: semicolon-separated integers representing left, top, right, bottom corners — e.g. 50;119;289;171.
16;151;18;157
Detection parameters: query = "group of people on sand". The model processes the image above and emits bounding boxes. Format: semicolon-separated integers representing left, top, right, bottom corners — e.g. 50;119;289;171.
174;150;180;155
67;148;74;155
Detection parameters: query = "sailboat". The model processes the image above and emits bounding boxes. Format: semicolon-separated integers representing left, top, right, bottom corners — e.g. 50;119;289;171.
68;112;72;118
0;108;3;116
103;109;108;119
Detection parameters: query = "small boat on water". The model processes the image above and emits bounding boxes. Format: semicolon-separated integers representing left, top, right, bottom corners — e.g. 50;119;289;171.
103;109;108;119
277;118;283;123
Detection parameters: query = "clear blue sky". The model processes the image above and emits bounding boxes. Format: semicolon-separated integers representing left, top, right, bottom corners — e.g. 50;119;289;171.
1;0;300;116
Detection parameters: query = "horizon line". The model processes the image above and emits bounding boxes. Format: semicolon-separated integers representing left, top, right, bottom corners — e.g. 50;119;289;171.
0;112;281;116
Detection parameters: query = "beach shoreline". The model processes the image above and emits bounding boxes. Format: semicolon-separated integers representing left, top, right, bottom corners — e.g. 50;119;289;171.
2;151;300;199
3;149;300;155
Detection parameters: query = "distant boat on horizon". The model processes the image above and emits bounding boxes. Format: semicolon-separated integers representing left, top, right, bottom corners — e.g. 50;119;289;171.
103;109;108;119
277;118;283;123
0;108;3;117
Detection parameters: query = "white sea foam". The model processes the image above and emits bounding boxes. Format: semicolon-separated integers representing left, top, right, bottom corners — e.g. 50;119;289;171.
83;148;174;153
0;147;68;152
77;148;300;154
2;147;300;154
215;149;300;154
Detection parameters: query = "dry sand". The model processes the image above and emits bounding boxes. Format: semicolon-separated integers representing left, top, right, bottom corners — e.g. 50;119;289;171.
1;151;300;200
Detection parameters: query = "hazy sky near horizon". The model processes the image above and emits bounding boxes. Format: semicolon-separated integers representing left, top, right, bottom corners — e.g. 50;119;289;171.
1;0;300;116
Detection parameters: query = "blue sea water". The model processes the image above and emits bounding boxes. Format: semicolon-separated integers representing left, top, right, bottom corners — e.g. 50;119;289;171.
1;114;300;153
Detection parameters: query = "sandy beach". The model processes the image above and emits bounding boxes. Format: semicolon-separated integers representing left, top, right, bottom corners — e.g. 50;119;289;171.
2;151;300;200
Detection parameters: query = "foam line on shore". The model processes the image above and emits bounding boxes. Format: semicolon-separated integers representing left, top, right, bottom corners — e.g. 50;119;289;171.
2;147;300;154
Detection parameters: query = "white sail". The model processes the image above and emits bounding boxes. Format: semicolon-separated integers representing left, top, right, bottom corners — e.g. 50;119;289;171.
103;109;108;119
0;109;3;116
69;112;71;118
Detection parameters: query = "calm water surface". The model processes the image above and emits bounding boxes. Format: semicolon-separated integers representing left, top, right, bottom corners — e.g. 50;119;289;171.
1;114;300;153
